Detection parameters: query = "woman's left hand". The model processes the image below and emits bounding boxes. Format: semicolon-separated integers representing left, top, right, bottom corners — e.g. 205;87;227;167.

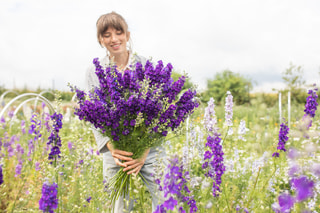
123;148;150;175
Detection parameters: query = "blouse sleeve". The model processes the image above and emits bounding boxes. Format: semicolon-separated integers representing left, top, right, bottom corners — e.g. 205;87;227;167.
85;64;110;153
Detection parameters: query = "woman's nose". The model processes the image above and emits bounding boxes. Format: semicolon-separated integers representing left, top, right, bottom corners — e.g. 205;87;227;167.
111;34;117;42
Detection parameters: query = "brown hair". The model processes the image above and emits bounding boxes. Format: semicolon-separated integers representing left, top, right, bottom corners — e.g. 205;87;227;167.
96;11;129;45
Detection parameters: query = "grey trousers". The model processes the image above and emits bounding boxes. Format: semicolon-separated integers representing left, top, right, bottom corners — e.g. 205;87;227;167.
103;147;167;213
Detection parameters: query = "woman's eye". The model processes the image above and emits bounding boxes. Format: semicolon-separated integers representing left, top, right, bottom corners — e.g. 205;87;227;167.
116;31;122;35
103;34;110;38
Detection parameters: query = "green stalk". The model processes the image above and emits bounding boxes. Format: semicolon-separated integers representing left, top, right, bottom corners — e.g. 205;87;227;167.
222;182;231;213
10;177;28;213
246;167;261;207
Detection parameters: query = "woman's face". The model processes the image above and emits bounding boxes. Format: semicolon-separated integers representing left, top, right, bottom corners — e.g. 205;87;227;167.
101;27;130;56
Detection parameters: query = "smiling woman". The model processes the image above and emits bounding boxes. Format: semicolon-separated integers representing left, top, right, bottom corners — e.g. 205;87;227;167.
85;11;168;213
96;12;131;72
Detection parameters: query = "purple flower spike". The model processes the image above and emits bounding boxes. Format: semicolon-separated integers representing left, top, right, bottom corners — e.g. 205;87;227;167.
47;112;63;164
0;165;3;185
291;176;314;202
302;87;318;129
202;133;225;197
39;181;58;213
278;192;295;213
273;122;289;157
86;196;92;203
155;156;198;212
163;197;177;210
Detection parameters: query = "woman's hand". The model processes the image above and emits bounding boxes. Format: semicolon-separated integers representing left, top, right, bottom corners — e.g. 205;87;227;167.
123;148;150;176
107;142;133;168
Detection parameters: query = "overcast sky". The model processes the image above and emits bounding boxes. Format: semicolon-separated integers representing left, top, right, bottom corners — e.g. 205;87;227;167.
0;0;319;93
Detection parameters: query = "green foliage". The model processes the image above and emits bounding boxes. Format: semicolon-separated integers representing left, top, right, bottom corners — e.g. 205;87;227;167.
281;63;306;103
202;70;252;105
250;93;278;108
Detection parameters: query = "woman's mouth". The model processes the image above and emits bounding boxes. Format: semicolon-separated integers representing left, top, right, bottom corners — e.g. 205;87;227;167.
111;43;121;50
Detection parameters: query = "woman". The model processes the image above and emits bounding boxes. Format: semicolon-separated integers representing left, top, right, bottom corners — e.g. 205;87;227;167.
86;11;166;212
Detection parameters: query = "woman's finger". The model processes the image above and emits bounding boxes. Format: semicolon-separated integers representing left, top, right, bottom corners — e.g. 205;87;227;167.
123;162;141;172
123;159;140;166
114;158;127;168
128;165;142;175
112;153;133;161
113;149;133;156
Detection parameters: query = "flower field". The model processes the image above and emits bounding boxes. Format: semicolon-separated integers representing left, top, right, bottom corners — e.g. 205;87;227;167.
0;87;319;213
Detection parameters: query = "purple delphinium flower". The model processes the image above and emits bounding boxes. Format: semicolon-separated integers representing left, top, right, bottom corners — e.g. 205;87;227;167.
47;112;63;163
86;196;92;203
0;165;3;185
15;160;23;177
35;162;41;171
302;86;318;129
202;132;225;197
163;197;177;210
273;122;289;158
21;120;26;134
67;141;73;152
5;135;19;158
15;143;25;177
155;156;198;213
71;58;198;154
39;181;58;213
28;114;42;157
224;91;233;127
291;176;314;202
278;192;295;213
0;116;5;129
44;113;51;132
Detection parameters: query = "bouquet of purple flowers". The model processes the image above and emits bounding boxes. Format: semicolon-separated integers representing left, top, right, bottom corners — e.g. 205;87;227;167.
71;57;198;207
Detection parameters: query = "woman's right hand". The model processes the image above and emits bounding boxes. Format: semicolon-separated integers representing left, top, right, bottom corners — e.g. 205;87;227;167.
107;141;133;168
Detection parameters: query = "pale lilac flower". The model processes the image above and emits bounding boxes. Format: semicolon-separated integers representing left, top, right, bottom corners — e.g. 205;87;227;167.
35;162;41;171
224;91;233;127
288;164;302;177
8;110;14;118
287;148;300;160
238;120;248;141
15;160;23;177
310;163;320;177
204;98;218;133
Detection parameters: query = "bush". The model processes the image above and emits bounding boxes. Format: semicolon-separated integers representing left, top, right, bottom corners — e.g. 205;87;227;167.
201;70;252;105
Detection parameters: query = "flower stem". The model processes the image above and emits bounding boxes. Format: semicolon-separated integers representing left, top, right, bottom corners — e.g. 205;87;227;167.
246;167;261;207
